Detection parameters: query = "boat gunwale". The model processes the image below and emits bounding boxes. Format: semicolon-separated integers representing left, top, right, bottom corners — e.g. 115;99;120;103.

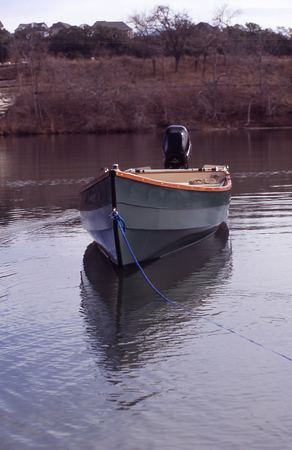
80;168;232;193
80;171;110;193
116;169;232;192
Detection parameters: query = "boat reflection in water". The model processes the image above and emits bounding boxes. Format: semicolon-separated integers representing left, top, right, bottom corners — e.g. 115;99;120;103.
80;225;232;371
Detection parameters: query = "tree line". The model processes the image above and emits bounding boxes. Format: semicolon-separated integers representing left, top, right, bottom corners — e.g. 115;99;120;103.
1;6;292;135
1;5;292;70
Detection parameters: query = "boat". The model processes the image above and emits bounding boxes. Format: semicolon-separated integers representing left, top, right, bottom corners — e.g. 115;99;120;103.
80;125;232;266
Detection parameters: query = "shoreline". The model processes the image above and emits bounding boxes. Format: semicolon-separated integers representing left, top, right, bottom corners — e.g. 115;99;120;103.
1;124;292;138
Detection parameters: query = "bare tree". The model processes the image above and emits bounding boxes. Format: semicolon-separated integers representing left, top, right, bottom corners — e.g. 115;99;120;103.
131;5;194;72
11;28;48;125
212;3;241;29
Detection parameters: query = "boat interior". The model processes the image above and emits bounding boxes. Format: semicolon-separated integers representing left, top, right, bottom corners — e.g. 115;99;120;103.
124;165;230;187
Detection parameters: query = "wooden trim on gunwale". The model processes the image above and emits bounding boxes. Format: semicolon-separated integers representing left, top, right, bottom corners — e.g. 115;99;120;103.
116;170;232;192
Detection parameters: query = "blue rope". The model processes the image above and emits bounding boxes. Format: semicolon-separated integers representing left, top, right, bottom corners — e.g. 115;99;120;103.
112;209;292;364
112;209;178;307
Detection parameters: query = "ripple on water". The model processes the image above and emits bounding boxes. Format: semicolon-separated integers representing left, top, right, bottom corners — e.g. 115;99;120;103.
2;133;292;450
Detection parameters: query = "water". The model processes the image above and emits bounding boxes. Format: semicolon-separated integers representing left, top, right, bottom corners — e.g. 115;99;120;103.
1;130;292;449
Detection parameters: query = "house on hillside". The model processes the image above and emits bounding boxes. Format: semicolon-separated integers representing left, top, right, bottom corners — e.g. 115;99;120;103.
92;21;132;37
15;22;49;37
195;22;215;32
49;22;71;35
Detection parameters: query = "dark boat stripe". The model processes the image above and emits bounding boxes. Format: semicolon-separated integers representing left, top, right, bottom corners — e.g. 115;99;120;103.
110;170;123;267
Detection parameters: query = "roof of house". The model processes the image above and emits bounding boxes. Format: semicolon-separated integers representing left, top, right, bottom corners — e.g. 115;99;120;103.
195;22;215;32
93;21;132;32
50;22;71;29
16;22;49;32
49;22;71;35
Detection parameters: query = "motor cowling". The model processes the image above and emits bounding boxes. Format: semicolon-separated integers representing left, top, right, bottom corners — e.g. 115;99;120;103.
163;125;192;169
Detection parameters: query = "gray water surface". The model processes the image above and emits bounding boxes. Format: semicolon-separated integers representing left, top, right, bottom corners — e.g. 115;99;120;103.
1;130;292;450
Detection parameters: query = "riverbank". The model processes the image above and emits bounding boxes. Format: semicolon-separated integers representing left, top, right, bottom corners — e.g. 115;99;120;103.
0;55;292;135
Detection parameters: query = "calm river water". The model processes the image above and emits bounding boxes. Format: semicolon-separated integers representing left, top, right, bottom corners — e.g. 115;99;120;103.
1;130;292;449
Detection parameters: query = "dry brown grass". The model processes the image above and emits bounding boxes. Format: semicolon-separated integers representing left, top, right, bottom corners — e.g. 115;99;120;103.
1;54;292;135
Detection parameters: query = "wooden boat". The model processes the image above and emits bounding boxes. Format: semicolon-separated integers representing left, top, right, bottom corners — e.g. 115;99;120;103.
80;126;231;266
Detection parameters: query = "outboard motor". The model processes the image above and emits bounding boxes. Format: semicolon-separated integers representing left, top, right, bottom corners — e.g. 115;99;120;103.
163;125;192;169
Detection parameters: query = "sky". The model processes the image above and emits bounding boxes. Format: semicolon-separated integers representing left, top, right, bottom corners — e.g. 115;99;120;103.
1;0;292;32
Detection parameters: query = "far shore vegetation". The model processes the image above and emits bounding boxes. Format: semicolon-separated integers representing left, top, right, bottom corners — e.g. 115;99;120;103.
1;5;292;135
